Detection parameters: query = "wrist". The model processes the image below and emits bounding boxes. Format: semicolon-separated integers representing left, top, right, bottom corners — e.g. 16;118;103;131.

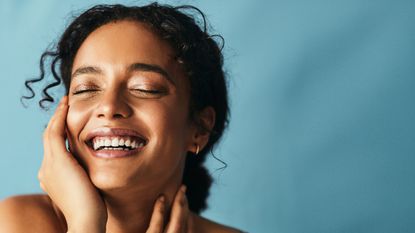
67;224;106;233
67;215;107;233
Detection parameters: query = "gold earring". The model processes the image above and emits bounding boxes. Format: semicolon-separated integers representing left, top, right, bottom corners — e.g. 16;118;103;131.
195;144;200;155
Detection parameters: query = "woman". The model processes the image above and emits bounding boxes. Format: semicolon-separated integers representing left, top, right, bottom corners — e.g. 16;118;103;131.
0;3;241;233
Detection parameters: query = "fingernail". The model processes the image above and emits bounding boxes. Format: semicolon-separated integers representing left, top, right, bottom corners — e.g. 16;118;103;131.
159;195;165;203
181;185;187;193
180;186;187;206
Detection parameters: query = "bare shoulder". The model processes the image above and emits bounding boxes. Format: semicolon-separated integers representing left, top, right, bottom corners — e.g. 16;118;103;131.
192;213;244;233
0;194;64;233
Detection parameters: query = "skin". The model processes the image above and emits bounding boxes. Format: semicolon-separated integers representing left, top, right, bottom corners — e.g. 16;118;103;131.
0;21;241;233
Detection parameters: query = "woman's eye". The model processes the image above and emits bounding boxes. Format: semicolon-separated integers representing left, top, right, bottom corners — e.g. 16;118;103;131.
72;88;99;95
135;89;162;94
131;88;166;96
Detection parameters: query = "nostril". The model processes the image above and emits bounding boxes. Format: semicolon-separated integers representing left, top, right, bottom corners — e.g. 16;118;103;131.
97;112;128;119
113;113;124;118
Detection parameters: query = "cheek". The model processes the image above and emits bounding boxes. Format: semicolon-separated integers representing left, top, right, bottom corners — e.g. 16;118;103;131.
145;101;190;151
66;101;92;141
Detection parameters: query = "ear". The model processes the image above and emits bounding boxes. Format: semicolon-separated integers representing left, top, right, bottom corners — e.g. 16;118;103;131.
187;106;216;154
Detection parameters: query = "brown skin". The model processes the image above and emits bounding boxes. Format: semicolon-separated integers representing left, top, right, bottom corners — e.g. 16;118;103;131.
0;21;241;233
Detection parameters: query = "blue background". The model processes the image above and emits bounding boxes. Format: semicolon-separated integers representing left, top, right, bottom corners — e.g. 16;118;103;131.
1;0;414;232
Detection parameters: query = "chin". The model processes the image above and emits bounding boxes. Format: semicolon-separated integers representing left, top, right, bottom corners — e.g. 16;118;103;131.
76;150;147;192
89;169;133;192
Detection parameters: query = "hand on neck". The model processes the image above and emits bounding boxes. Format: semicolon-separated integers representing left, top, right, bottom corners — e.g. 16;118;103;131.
100;179;183;233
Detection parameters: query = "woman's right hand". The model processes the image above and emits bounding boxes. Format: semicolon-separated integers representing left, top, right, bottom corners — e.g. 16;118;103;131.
38;96;107;233
146;185;195;233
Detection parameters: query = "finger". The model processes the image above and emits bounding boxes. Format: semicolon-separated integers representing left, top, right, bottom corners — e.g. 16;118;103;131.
46;96;68;131
44;97;67;145
46;96;69;155
47;96;68;136
43;97;67;153
146;195;166;233
165;185;189;233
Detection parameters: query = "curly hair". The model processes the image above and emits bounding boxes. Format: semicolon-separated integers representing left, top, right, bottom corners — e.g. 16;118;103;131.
22;2;229;214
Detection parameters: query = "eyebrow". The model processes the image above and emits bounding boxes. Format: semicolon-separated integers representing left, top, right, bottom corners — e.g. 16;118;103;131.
71;66;102;78
71;63;175;85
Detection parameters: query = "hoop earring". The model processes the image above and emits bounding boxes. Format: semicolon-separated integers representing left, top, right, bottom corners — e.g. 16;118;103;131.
195;144;200;155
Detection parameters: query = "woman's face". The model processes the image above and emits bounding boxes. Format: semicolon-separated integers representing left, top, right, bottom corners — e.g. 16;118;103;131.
66;20;195;192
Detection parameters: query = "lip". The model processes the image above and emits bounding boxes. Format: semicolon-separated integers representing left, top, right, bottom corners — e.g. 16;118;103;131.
85;127;148;142
85;127;148;159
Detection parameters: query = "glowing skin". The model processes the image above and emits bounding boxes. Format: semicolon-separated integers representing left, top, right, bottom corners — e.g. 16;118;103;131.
67;21;193;193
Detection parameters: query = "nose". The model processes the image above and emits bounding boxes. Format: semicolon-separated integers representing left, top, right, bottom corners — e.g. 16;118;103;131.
95;89;133;120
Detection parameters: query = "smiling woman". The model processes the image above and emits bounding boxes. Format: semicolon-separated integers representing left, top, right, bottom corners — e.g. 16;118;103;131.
0;3;241;233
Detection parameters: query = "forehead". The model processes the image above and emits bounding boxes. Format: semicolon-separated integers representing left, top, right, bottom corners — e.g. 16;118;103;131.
72;20;177;75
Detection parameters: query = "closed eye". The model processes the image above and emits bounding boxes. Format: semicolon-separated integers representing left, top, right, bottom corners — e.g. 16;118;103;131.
72;88;100;95
133;89;164;94
130;88;167;98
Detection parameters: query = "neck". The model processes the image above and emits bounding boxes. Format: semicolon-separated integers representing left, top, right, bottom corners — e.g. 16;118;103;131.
102;178;181;233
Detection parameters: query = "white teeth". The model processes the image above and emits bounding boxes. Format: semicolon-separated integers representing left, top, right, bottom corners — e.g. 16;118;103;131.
111;138;119;147
104;139;111;147
91;136;145;151
125;139;131;147
93;141;99;150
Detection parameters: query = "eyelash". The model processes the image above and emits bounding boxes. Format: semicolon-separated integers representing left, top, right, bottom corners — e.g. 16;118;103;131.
132;89;164;94
72;88;165;96
72;89;99;95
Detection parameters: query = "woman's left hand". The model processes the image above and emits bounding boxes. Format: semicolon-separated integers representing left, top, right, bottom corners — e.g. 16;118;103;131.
146;185;195;233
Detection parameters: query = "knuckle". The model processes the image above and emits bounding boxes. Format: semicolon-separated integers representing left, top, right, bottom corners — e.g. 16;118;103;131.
39;182;46;192
158;205;165;215
37;171;44;181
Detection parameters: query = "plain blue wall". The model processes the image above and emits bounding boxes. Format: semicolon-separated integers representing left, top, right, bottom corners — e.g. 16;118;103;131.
1;0;415;232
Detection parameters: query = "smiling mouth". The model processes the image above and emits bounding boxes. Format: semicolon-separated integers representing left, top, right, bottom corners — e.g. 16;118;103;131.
89;136;146;151
85;128;148;158
86;136;147;158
